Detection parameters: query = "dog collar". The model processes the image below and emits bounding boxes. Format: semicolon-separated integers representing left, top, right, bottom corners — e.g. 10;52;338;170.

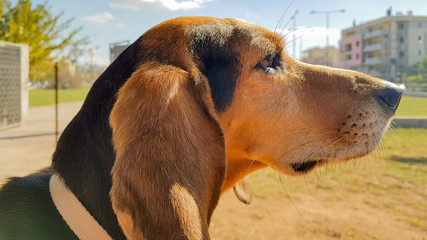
49;174;113;240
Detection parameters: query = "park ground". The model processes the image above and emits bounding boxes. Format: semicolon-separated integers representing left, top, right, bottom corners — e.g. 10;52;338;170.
0;89;426;239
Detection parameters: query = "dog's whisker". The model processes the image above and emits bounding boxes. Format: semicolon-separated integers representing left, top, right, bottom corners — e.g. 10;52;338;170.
247;158;256;176
284;31;304;45
276;0;302;36
278;14;297;37
278;172;304;217
303;175;314;195
274;0;296;34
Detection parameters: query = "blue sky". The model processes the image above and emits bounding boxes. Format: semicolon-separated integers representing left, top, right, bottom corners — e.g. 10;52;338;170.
23;0;427;65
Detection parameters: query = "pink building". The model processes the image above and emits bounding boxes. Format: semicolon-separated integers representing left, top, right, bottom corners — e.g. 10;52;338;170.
339;35;362;68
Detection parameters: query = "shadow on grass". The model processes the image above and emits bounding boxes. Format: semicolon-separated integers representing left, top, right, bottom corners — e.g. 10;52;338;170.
389;156;427;165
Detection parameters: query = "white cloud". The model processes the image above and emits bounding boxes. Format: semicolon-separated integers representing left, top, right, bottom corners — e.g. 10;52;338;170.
81;12;115;24
276;27;340;43
274;27;342;59
116;23;127;29
109;0;213;11
275;27;341;47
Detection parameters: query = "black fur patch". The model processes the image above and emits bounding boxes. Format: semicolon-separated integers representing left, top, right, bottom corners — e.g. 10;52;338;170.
191;24;241;113
50;42;144;239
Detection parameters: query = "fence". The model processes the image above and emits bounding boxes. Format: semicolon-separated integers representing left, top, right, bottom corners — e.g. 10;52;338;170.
0;41;29;130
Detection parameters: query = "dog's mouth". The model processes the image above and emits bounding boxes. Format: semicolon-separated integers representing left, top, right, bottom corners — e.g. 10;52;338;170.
291;160;319;173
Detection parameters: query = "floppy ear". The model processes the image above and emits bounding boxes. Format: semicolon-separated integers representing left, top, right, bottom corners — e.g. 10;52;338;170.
109;62;226;240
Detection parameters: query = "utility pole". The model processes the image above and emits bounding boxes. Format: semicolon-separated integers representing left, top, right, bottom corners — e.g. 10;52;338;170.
54;62;58;142
291;11;299;58
88;48;96;81
310;9;345;66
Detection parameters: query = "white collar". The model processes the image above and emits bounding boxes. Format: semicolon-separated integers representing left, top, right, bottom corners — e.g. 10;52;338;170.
49;174;113;240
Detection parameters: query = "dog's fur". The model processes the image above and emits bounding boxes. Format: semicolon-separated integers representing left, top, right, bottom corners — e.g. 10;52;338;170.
0;17;401;240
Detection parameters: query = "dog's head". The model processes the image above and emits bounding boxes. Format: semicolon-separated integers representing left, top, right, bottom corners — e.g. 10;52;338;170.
68;17;403;239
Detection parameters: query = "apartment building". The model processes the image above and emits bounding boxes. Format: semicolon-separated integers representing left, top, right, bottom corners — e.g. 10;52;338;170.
301;46;340;67
339;11;427;82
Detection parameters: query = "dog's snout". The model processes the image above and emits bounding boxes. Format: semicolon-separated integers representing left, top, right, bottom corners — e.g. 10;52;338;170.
377;81;403;111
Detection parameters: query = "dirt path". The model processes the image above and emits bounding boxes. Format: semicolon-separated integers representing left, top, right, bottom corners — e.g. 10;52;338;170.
0;102;82;183
211;186;426;240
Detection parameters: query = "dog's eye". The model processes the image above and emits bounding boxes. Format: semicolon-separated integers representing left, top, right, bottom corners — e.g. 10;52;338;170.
259;55;274;68
256;54;280;73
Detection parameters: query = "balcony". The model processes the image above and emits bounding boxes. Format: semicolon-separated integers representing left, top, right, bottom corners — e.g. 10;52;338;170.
363;30;386;39
363;43;382;52
340;50;352;56
363;57;382;65
397;29;406;36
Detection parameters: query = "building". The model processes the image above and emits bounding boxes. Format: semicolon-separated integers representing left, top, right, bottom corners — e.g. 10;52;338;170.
0;41;29;130
301;46;340;67
339;11;427;82
109;40;130;63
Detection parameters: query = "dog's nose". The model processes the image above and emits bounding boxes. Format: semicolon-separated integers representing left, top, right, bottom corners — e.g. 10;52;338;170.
377;81;403;111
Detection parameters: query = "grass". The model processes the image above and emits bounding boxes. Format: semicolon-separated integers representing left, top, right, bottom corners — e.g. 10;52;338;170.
29;87;91;107
395;96;427;117
377;128;427;160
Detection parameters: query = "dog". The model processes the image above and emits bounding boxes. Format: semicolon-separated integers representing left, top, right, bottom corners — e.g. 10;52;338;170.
0;17;402;240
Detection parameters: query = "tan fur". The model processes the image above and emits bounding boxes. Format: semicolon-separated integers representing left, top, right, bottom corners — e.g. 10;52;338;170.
110;62;225;239
109;17;396;239
170;183;203;240
116;211;140;239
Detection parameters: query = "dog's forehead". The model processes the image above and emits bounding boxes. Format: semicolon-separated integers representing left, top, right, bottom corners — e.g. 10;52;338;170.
186;17;284;53
144;17;284;54
229;18;284;51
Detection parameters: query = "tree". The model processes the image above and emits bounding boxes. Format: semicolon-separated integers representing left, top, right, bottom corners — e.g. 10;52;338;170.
0;0;89;82
416;56;427;74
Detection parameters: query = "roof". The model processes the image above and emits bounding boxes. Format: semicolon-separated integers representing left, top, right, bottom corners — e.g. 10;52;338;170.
342;14;427;33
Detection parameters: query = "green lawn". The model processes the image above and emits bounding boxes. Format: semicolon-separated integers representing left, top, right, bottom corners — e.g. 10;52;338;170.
377;128;427;160
29;87;91;107
395;96;427;116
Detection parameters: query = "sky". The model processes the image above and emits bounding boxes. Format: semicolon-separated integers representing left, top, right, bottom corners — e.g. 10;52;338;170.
21;0;427;66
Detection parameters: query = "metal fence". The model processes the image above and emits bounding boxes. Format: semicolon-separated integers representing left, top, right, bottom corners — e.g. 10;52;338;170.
0;41;29;130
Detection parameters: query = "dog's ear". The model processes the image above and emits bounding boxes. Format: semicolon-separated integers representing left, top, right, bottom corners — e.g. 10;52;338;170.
233;177;253;205
109;62;226;240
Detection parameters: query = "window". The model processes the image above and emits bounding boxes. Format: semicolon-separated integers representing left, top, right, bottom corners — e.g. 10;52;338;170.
419;22;422;28
419;36;422;41
398;23;404;29
356;53;360;59
399;51;405;58
420;50;423;56
400;37;404;43
356;41;359;47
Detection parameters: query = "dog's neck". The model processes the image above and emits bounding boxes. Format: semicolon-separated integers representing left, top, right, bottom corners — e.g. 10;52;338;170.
51;42;141;240
221;154;267;192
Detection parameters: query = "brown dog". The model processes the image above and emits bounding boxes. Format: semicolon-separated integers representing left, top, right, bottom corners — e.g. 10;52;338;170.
0;17;401;240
